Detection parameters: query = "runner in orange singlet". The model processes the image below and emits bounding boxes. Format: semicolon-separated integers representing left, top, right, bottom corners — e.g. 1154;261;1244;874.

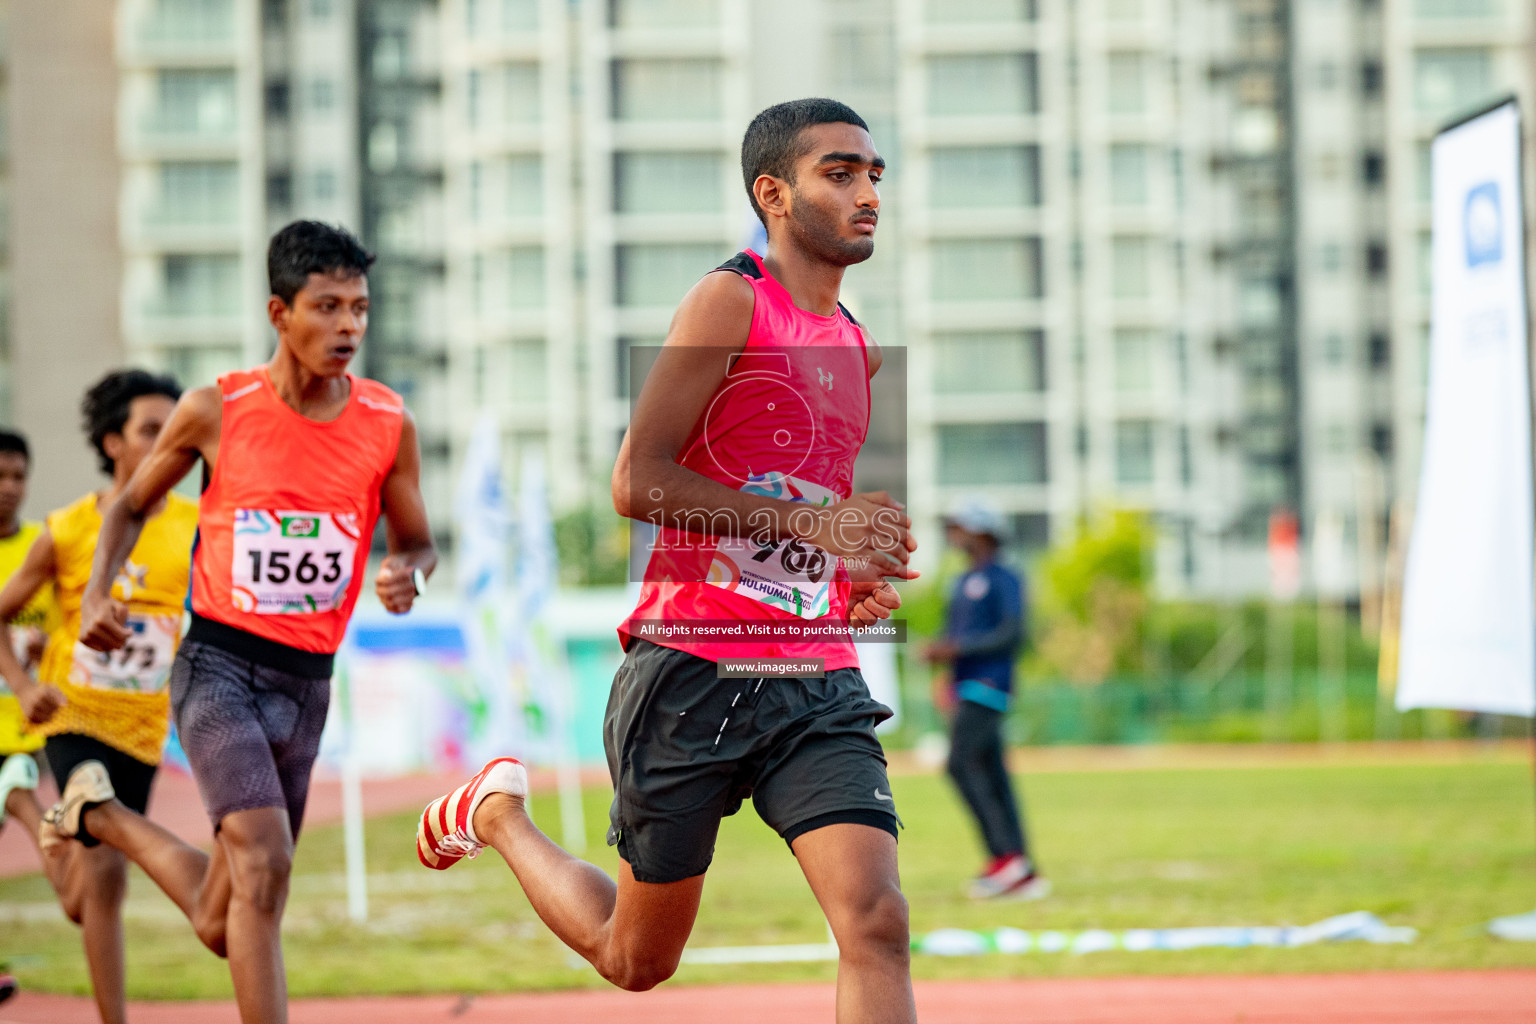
59;222;437;1024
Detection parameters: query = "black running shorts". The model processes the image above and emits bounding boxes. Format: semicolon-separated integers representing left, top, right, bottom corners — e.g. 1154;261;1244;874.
170;637;331;836
603;639;900;884
45;733;157;846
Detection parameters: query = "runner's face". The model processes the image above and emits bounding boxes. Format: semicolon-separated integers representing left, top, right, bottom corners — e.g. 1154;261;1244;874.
0;452;26;526
784;123;883;267
280;271;369;377
105;395;176;481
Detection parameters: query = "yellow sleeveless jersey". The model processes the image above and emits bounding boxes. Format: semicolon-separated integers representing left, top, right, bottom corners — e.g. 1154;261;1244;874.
38;492;198;765
0;521;58;754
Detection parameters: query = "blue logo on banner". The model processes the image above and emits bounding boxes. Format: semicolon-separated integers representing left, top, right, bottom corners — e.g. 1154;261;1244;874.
1464;182;1502;268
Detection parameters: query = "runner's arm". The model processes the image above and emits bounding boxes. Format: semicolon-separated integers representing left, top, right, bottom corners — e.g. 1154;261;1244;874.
613;272;914;575
79;386;220;651
375;410;437;614
0;528;65;722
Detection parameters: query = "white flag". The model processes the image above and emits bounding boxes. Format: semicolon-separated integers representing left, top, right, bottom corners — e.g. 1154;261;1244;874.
1397;100;1535;716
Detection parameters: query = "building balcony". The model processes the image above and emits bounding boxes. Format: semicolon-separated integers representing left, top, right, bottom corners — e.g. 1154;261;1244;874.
118;0;242;68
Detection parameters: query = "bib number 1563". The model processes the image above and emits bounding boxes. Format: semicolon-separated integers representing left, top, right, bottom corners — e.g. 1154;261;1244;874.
232;509;360;615
246;549;344;586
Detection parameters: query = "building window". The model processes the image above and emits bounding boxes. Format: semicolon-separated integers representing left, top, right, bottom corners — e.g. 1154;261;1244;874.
266;172;292;209
1108;144;1150;206
367;122;400;172
1178;426;1193;486
828;26;895;92
1106;53;1149;115
930;238;1044;301
616;336;666;399
1319;243;1343;273
310;78;335;111
312;169;336;201
932;330;1046;393
498;0;540;31
504;155;543;218
614;151;725;214
936;422;1048;485
1365;241;1388;277
308;0;333;17
466;69;482;128
1113;329;1155;393
159;162;239;226
152;70;238;136
468;161;484;218
1370;423;1393;459
612;59;723;121
507;338;547;403
610;0;720;29
476;247;546;315
1414;0;1497;16
1362;151;1386;187
616;243;726;307
1111;237;1154;299
1323;332;1347;365
502;64;541;124
1414;49;1493;120
159;254;241;317
1360;60;1383;98
264;81;289;118
924;0;1037;23
929;146;1041;208
1115;420;1155;485
927;54;1040;117
1368;331;1391;370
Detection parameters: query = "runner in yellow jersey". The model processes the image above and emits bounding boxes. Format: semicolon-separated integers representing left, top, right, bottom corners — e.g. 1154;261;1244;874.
0;430;56;813
0;428;58;1009
0;371;193;1024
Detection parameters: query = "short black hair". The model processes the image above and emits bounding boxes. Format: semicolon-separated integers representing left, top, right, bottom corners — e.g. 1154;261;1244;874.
82;369;182;475
741;98;871;225
0;430;29;466
268;220;376;305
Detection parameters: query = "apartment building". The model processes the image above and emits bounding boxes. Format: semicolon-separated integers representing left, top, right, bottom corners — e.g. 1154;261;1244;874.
5;0;1533;594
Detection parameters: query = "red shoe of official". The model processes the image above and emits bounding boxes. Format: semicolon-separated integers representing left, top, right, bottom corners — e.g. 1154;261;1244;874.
967;853;1031;899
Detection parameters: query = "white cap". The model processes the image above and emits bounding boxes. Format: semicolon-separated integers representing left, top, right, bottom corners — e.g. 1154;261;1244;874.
944;497;1008;542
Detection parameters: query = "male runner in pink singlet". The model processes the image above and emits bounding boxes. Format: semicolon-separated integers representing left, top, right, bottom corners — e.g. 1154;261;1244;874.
417;99;918;1023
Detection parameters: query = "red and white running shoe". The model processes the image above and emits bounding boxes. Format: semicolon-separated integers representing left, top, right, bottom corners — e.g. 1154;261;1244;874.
967;853;1030;900
416;757;528;870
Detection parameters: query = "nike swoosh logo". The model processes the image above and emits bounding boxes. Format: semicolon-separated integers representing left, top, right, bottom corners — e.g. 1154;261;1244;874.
874;789;893;802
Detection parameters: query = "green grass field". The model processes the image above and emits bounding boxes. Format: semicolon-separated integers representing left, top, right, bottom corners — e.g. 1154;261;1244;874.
4;751;1535;1000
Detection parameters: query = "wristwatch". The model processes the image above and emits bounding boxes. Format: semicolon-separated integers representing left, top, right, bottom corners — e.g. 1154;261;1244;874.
412;568;428;597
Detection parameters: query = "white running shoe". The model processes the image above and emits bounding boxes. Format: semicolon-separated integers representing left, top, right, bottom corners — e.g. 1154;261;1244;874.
416;757;528;870
0;753;38;824
46;759;114;844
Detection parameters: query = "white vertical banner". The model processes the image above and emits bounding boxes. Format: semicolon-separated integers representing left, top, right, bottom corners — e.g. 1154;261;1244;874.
1398;99;1536;717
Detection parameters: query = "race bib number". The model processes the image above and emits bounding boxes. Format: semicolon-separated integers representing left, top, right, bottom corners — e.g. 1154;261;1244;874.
69;613;179;694
707;473;838;620
231;509;359;615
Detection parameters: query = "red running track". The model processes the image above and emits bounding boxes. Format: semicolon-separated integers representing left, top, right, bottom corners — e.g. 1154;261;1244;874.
3;971;1535;1024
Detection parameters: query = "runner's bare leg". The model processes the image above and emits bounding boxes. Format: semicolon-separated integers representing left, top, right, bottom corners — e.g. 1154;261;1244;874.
473;792;705;990
82;798;234;954
793;823;915;1024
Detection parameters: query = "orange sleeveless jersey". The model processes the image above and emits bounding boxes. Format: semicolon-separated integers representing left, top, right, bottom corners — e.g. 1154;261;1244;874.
190;367;404;654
